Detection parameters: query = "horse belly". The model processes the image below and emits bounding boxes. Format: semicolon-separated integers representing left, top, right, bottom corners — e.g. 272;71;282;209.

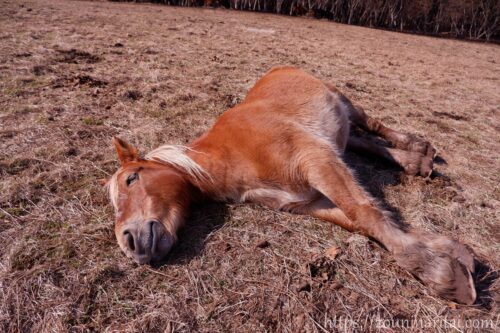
240;188;317;211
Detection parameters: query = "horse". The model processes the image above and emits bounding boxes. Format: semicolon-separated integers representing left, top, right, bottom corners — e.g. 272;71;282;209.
106;66;476;304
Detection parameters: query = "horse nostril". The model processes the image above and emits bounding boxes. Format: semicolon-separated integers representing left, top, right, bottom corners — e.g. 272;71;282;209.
147;220;160;254
123;230;135;252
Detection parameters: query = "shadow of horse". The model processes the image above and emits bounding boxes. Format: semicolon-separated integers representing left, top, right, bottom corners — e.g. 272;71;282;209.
473;260;498;309
152;203;229;267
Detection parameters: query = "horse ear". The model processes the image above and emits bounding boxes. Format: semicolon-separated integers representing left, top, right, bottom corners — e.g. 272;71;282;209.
113;137;139;164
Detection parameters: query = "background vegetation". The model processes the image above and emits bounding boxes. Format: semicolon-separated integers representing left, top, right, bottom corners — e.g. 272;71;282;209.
111;0;500;41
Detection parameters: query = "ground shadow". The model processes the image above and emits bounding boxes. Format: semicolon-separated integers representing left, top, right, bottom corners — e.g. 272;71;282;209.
473;259;499;309
151;202;229;267
343;150;407;226
434;155;447;165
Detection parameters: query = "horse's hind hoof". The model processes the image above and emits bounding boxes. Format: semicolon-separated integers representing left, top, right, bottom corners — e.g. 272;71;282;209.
419;154;434;178
407;137;437;159
401;152;434;177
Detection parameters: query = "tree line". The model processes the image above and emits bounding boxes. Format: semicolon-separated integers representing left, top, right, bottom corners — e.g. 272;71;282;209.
110;0;499;41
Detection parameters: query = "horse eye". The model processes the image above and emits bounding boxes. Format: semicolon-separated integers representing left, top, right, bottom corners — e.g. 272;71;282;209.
126;173;138;186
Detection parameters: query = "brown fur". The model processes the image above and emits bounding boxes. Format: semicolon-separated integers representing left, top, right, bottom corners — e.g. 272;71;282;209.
108;66;476;304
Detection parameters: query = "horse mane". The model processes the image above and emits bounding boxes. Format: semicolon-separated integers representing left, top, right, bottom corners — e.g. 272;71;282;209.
145;144;212;183
107;172;120;210
107;144;211;210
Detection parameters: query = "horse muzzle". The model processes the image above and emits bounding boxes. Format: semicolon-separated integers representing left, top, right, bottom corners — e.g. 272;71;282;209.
121;220;174;264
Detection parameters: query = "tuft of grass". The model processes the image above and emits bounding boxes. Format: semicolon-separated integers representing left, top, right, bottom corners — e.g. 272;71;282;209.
81;117;104;126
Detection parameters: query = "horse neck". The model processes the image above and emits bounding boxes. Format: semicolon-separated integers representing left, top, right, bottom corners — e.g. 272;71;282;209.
185;136;227;199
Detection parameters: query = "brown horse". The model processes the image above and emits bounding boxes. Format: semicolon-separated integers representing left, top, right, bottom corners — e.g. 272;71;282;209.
106;67;476;304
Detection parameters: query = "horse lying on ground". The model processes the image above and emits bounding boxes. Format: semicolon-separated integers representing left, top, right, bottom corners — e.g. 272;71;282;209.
106;66;476;304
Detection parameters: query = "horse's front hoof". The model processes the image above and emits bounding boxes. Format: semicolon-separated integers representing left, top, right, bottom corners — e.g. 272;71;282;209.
394;237;476;304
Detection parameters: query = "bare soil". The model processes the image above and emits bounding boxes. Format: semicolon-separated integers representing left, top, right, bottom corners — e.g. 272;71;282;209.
1;0;499;332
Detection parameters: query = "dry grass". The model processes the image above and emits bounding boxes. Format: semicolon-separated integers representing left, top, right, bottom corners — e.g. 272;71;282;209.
0;0;499;332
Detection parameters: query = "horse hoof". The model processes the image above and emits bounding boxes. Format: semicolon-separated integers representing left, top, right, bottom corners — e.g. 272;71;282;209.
395;236;476;305
407;138;437;158
401;152;434;177
419;154;434;178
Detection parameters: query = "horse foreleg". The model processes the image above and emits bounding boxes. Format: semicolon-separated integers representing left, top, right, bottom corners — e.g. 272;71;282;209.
298;143;475;304
284;194;355;231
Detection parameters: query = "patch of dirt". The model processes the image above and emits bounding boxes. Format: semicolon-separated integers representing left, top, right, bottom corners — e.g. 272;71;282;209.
124;89;143;100
0;0;498;332
52;74;108;89
433;111;470;121
55;48;101;64
308;256;337;281
76;75;108;87
32;64;52;76
0;158;35;175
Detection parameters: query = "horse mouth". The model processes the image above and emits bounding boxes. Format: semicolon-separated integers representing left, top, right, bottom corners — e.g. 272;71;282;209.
128;246;172;265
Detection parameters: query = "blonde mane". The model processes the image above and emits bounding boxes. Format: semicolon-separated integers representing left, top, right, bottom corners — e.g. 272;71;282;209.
145;145;211;183
107;172;120;210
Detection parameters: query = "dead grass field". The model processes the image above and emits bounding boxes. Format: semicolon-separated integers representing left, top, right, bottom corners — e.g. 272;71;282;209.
0;0;499;332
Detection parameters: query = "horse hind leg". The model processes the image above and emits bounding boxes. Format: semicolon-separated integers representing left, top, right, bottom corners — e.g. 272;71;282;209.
347;136;433;177
324;82;437;158
347;101;437;158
